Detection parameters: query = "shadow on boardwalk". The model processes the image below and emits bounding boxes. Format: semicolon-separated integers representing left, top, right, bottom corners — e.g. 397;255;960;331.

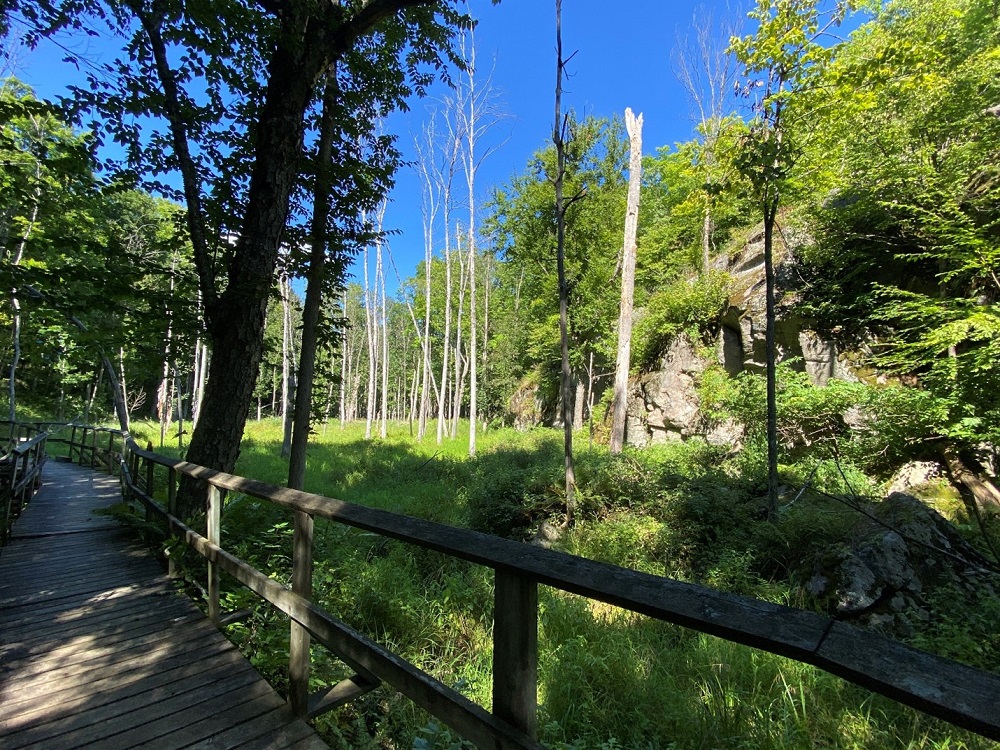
0;460;326;750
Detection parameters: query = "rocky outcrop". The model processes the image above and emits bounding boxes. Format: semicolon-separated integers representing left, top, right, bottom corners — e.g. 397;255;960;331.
625;336;740;448
626;225;860;448
804;492;997;634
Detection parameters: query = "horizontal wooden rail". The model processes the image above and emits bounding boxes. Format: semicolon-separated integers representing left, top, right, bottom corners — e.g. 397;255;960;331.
55;425;1000;746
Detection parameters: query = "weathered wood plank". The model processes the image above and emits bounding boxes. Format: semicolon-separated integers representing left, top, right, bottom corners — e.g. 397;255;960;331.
814;622;1000;739
0;617;225;698
0;461;327;750
3;664;262;750
493;570;537;738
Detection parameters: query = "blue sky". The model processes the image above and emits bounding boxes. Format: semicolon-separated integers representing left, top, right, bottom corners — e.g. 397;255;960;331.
11;0;750;289
380;0;742;289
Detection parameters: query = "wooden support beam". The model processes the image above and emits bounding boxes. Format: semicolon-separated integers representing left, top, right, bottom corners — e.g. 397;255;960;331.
289;509;314;718
307;672;381;719
493;569;538;738
206;483;221;624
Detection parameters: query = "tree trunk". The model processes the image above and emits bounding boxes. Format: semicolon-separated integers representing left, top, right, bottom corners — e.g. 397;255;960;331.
437;236;453;444
610;107;643;454
7;167;41;423
451;237;467;438
764;200;780;518
553;0;576;527
944;446;1000;510
8;296;21;424
281;273;295;457
376;205;389;439
289;72;339;489
572;376;585;429
363;235;376;440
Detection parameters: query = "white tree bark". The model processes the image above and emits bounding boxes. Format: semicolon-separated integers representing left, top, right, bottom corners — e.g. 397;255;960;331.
610;108;643;454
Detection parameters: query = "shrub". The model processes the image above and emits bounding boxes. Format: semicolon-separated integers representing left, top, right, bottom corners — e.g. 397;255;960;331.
634;271;731;368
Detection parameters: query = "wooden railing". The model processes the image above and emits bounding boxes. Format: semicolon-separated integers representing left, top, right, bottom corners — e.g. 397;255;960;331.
0;422;49;546
50;425;1000;748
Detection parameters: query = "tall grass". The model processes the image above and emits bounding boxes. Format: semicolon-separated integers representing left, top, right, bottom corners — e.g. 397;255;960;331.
146;418;997;749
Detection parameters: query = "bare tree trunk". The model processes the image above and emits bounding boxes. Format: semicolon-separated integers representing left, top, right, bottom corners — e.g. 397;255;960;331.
418;250;432;441
363;235;377;440
194;342;208;428
280;273;295;457
451;233;467;438
553;0;576;527
573;375;585;429
339;292;348;428
437;242;453;443
118;348;132;431
763;199;780;518
376;205;389;438
468;229;478;455
610;107;643;454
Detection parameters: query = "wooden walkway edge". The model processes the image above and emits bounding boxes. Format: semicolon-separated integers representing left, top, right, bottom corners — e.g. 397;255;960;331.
0;460;328;750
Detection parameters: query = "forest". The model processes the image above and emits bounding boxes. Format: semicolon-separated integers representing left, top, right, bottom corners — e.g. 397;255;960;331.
2;0;1000;747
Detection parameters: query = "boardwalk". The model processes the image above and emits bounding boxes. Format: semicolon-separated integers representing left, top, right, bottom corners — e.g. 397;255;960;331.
0;460;328;750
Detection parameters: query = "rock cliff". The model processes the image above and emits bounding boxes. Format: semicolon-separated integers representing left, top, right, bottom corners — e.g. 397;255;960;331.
626;226;859;448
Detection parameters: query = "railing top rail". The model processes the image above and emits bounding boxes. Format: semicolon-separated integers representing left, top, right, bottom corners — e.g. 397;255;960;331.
122;437;1000;739
11;432;47;455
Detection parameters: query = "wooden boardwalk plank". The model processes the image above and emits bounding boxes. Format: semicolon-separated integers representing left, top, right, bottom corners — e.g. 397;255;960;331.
0;461;328;750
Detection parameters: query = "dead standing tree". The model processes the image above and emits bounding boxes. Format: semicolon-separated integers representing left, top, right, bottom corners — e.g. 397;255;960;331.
609;107;643;455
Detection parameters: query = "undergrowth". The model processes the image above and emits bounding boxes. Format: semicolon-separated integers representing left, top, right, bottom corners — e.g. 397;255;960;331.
142;418;998;749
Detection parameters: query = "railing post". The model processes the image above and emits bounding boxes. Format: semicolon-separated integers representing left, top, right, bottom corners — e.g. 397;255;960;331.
18;449;30;507
167;467;178;577
107;431;115;473
90;427;98;469
78;427;86;464
493;569;538;739
289;509;314;718
207;483;221;624
145;455;154;499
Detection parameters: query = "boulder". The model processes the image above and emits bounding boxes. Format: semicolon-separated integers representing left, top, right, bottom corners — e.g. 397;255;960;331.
805;492;996;632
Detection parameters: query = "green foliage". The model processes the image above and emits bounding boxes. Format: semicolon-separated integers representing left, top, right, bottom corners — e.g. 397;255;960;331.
633;271;731;368
485;115;628;411
463;432;565;538
793;0;1000;451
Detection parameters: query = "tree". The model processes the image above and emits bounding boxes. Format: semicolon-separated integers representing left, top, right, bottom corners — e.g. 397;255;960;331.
795;0;1000;507
609;107;642;455
673;3;742;274
552;0;578;526
730;0;853;517
12;0;479;515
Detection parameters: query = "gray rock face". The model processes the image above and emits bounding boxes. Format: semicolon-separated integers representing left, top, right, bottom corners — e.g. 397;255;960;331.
886;461;943;496
805;493;996;632
625;226;860;447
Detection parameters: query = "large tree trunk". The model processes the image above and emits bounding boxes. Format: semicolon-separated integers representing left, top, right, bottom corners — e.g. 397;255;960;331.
289;73;338;490
944;446;1000;510
610;107;643;454
180;22;329;515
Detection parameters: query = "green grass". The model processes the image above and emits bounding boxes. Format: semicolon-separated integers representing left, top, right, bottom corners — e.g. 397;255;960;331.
126;418;1000;749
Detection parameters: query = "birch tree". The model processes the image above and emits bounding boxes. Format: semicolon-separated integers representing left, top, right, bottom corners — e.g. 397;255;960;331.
674;4;742;274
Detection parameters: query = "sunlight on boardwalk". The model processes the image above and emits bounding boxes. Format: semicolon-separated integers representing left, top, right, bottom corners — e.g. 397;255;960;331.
0;460;327;750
